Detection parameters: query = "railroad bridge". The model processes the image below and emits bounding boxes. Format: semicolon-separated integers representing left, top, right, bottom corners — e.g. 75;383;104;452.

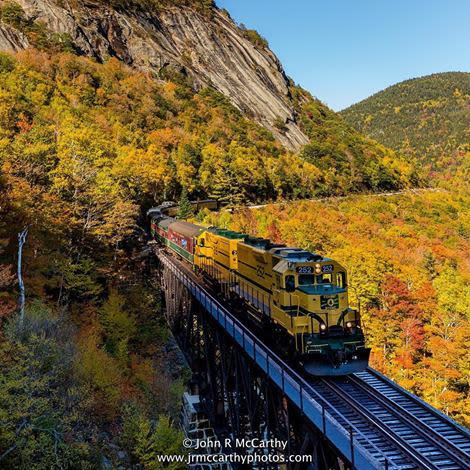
152;247;470;470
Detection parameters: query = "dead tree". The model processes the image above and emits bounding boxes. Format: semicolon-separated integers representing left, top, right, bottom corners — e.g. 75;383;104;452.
17;227;28;328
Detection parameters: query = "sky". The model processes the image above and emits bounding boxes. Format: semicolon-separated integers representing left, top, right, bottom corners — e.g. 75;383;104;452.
216;0;470;111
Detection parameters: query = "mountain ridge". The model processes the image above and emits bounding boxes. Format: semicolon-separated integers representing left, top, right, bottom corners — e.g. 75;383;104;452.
341;71;470;170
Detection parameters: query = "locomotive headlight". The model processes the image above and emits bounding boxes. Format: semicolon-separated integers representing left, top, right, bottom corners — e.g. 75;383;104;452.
320;323;327;331
346;321;353;328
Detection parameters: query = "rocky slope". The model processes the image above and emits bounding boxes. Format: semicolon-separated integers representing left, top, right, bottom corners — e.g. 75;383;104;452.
0;0;309;149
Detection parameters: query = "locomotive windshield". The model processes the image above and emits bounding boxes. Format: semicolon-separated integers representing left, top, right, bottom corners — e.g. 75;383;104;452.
298;274;315;285
298;272;333;285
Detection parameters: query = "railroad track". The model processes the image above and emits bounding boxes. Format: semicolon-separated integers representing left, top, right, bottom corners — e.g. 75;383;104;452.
245;188;447;210
354;369;470;468
310;368;470;469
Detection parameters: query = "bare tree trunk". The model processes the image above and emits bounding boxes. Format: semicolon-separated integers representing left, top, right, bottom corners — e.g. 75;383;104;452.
17;227;28;328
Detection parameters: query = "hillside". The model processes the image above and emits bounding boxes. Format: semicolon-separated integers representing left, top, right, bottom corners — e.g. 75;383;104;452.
0;0;418;195
341;72;470;173
0;0;308;150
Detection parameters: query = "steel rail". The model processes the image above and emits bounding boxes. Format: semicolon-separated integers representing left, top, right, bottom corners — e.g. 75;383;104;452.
351;370;470;468
361;369;470;441
319;378;457;470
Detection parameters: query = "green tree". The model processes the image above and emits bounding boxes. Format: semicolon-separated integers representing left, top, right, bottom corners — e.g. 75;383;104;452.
100;290;137;363
177;188;193;220
135;415;187;470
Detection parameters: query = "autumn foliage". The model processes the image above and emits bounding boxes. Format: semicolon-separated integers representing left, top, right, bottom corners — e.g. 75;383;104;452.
0;37;466;467
0;50;193;468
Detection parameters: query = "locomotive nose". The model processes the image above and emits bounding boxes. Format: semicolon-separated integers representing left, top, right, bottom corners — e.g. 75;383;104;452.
327;325;345;337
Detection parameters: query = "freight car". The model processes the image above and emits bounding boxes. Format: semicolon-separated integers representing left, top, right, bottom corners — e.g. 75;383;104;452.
149;209;370;376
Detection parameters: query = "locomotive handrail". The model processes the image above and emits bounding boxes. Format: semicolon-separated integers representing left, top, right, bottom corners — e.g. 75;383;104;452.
158;250;398;469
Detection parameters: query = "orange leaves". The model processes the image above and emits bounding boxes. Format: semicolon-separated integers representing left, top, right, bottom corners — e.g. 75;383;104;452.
369;349;387;373
267;221;282;244
149;127;183;150
16;113;33;133
439;389;462;405
400;318;425;351
395;347;415;370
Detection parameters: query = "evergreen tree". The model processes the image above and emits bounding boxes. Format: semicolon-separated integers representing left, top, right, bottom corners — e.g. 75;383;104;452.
177;188;193;220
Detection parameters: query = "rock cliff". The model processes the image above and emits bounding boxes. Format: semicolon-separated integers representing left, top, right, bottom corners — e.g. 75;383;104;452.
0;20;28;51
0;0;309;149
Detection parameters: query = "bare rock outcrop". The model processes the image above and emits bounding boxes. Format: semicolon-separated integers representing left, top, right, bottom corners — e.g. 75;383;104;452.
0;22;28;52
1;0;309;150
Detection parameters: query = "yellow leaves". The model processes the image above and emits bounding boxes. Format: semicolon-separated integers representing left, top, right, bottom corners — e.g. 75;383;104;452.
229;142;264;182
1;47;416;212
172;144;200;192
162;81;178;100
91;199;138;244
199;143;226;189
113;144;171;196
433;266;470;320
200;142;224;161
0;90;18;132
76;332;124;417
30;82;52;107
398;377;417;391
422;98;444;110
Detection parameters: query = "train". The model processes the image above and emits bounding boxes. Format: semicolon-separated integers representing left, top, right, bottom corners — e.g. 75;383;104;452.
148;204;370;376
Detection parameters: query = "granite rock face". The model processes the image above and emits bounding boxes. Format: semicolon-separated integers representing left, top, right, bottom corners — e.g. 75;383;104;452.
0;22;29;52
1;0;309;149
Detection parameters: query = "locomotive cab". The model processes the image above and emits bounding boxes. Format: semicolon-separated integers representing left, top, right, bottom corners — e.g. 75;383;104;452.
272;253;370;375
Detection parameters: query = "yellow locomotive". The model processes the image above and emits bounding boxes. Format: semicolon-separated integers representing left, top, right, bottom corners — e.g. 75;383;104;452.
151;212;370;375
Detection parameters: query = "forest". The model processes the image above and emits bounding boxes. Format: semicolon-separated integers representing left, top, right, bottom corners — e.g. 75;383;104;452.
0;5;419;464
341;72;470;175
0;44;415;467
0;52;199;467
